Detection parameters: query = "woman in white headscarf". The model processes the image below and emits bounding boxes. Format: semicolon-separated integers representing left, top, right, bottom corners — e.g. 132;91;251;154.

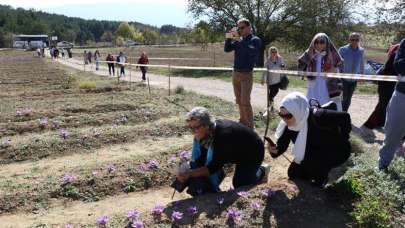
298;33;344;111
268;92;352;187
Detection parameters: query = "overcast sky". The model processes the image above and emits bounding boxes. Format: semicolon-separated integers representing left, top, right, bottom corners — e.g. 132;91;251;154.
0;0;192;27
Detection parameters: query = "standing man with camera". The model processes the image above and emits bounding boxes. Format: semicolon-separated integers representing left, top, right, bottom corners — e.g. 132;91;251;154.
225;18;262;129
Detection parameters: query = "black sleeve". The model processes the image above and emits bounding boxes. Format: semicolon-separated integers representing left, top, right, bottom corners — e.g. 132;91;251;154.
314;109;352;139
378;52;397;75
273;126;292;158
224;39;235;52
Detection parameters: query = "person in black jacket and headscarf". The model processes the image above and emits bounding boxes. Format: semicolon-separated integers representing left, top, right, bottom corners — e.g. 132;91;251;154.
268;92;351;187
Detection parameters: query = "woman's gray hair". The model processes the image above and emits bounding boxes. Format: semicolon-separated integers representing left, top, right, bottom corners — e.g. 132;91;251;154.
186;107;215;128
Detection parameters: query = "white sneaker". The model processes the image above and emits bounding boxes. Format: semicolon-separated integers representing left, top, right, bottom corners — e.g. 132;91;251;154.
260;163;271;184
360;125;375;139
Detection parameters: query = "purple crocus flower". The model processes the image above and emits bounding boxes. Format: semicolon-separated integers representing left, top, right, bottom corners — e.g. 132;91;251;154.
147;159;160;169
52;121;61;129
96;215;109;226
107;165;116;173
65;224;73;228
120;115;128;124
60;129;70;140
2;139;11;147
261;188;275;198
92;171;98;177
131;220;144;228
226;207;242;222
16;110;23;117
179;150;191;161
138;163;150;173
151;203;164;216
127;210;140;220
171;211;183;222
187;206;198;216
39;117;48;127
62;174;73;184
168;155;178;164
237;191;249;198
250;201;262;211
217;197;224;206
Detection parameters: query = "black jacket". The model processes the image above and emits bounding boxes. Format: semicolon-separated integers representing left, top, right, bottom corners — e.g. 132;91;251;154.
207;120;264;174
273;109;351;166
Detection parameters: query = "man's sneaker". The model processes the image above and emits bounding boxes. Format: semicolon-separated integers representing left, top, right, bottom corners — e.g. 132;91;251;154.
260;163;271;184
360;125;376;139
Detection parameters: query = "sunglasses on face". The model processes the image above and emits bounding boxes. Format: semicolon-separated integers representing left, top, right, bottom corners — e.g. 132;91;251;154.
271;51;277;54
350;39;359;42
278;112;293;120
315;39;326;45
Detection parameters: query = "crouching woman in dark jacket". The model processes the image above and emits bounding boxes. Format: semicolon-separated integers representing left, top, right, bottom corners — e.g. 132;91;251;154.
269;92;351;187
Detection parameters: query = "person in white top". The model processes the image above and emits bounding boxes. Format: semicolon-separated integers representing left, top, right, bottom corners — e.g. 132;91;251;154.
298;33;344;111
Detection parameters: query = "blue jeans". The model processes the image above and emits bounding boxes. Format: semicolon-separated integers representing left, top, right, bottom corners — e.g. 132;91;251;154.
232;163;264;188
342;80;357;112
379;90;405;169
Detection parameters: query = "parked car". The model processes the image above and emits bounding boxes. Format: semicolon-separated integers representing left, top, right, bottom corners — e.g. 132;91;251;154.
123;40;139;47
57;41;74;49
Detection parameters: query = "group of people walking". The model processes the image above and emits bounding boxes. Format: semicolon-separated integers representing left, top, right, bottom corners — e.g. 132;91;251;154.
174;18;404;195
83;50;149;80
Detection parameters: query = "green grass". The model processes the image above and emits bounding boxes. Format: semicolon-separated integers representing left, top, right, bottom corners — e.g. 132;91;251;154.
332;136;405;227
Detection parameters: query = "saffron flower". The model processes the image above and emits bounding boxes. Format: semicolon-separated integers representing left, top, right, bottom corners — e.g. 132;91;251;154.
16;110;23;117
59;129;70;140
217;197;224;206
151;203;164;216
147;159;160;169
131;220;144;228
179;150;191;161
250;201;262;211
171;211;183;222
39;117;48;127
52;120;61;129
261;188;275;198
187;206;198;216
237;191;249;198
92;171;98;177
65;224;73;228
107;165;117;173
138;163;150;172
62;174;73;184
2;139;11;148
127;210;140;221
96;215;109;226
227;207;242;222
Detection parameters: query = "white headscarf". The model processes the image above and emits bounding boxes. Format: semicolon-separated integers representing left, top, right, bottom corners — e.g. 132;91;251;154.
275;92;310;164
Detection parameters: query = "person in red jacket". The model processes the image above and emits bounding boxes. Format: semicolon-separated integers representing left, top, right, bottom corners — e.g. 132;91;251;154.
137;52;149;81
106;53;115;76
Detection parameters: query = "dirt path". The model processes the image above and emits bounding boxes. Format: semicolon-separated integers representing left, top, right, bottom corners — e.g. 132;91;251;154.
57;58;384;142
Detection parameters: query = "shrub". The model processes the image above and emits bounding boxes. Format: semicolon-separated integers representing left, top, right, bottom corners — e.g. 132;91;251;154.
79;81;97;90
174;85;185;94
352;196;391;228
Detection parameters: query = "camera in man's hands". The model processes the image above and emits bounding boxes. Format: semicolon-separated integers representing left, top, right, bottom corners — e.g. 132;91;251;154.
170;178;187;193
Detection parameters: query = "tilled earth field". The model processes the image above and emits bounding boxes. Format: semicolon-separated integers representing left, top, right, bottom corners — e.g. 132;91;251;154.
0;50;356;227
